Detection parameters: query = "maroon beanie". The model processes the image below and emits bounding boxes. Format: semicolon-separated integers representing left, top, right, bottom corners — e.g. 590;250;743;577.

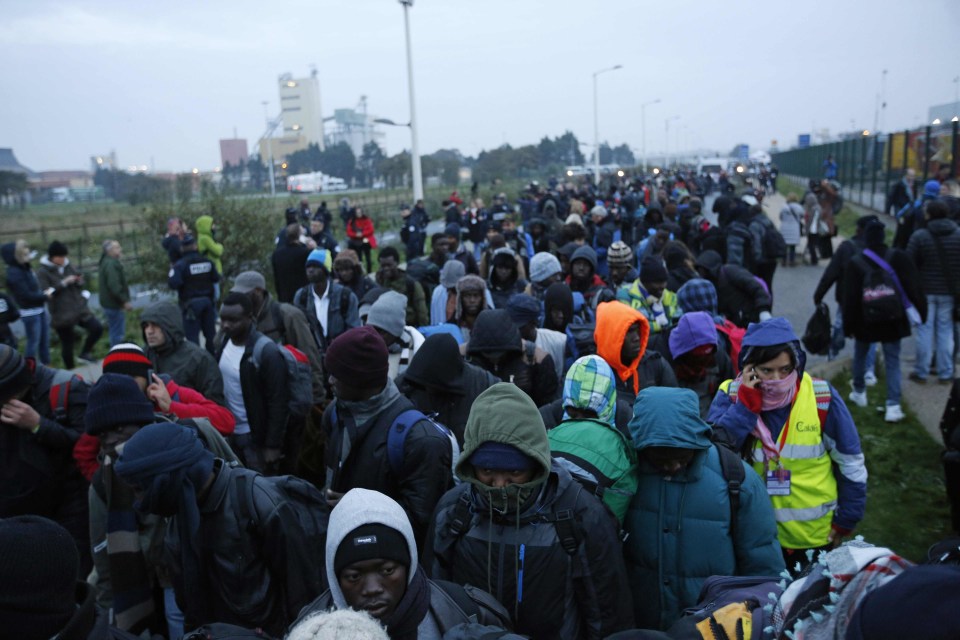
325;325;389;389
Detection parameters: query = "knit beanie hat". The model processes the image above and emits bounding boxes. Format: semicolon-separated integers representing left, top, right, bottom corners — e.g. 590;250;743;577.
590;205;608;219
306;248;333;271
529;252;562;284
864;220;886;249
469;441;538;471
0;344;31;404
564;213;584;227
101;343;152;379
0;515;79;640
333;524;411;577
333;249;360;270
607;241;634;267
85;373;157;435
439;260;466;289
639;258;668;284
47;240;68;258
924;179;942;198
325;325;389;389
358;287;387;321
491;247;516;267
444;222;461;239
366;291;407;339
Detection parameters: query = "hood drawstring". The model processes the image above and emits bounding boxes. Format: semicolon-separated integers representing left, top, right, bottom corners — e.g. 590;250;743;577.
486;498;494;597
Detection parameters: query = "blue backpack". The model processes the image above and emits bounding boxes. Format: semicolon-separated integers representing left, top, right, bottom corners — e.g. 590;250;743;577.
331;404;460;479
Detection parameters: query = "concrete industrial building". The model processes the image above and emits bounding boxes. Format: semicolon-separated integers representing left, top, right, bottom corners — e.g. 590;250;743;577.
259;70;324;163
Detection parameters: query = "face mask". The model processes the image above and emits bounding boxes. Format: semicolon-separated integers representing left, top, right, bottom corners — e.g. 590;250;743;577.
483;484;534;515
760;370;799;410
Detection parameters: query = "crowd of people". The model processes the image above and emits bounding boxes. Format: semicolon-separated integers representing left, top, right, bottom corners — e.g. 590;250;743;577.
2;167;960;640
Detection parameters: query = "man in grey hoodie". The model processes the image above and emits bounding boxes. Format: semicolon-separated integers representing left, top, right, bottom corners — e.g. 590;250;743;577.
291;488;511;639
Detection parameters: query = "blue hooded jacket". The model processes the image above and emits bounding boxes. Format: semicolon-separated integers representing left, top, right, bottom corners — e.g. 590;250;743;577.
624;387;783;630
706;317;867;534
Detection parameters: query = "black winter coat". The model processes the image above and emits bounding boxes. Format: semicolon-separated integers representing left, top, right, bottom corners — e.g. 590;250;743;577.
398;361;500;446
271;240;312;304
424;464;634;639
814;235;865;305
0;363;88;519
842;246;927;343
615;351;679;407
215;330;290;450
165;463;326;636
2;242;46;311
906;218;960;296
712;264;772;329
323;383;453;548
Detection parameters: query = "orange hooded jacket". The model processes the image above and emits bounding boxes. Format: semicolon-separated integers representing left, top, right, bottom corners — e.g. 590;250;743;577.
594;301;650;396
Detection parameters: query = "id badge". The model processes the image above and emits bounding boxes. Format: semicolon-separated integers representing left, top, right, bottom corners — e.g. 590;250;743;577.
766;468;792;496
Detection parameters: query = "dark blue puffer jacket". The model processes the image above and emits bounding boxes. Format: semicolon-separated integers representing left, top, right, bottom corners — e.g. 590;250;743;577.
2;242;46;311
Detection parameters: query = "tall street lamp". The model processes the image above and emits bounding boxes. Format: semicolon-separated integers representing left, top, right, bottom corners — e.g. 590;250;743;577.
593;64;623;185
641;98;660;174
398;0;424;202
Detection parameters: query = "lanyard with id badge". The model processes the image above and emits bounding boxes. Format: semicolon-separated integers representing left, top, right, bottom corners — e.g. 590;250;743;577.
763;420;791;496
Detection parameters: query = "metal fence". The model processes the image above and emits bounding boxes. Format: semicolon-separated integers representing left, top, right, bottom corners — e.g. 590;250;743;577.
772;120;959;214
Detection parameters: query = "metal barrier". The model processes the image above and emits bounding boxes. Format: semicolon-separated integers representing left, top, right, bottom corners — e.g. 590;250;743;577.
772;121;959;214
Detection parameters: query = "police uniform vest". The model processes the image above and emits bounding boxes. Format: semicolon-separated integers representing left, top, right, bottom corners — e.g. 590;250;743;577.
720;372;835;549
178;252;216;300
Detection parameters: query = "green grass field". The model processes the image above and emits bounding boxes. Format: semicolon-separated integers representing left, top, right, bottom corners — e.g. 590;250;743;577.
776;179;861;240
831;367;951;562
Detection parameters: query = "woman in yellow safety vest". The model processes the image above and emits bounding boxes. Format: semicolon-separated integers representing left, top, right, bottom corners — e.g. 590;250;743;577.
706;317;867;575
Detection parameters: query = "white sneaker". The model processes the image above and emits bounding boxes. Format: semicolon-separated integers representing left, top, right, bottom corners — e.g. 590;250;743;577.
864;371;878;387
884;404;905;423
848;390;868;408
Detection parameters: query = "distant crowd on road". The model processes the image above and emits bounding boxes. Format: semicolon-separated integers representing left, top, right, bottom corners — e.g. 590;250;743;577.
2;162;960;640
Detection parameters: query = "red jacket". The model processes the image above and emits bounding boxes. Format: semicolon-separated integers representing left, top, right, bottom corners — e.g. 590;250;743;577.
72;379;236;481
347;216;377;248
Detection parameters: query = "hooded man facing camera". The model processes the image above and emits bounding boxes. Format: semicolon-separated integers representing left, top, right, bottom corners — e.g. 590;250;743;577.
424;383;633;640
292;489;512;639
140;301;225;405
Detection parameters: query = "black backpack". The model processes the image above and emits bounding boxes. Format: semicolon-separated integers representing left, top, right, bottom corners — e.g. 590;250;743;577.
855;253;905;323
759;216;787;261
407;258;441;299
802;302;832;356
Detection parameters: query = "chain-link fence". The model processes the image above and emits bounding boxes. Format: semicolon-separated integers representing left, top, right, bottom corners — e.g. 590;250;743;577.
772;120;959;214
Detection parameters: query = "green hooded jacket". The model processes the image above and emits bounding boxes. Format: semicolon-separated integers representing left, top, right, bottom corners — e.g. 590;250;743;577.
427;382;634;639
195;215;223;274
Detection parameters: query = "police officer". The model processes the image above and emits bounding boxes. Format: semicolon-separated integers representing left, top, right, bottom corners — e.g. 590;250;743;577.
168;234;219;353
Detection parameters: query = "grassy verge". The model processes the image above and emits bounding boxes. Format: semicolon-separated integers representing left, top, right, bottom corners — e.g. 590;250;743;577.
777;179;860;240
830;367;951;562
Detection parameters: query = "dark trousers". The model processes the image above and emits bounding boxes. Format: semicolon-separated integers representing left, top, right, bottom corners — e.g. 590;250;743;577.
55;315;103;369
807;234;820;265
349;240;373;273
183;297;216;354
819;234;834;260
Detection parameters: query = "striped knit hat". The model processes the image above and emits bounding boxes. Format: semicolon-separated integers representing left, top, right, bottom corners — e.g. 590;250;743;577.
101;343;152;379
607;241;634;267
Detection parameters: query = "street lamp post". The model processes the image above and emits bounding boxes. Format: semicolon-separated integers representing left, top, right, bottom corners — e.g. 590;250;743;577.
641;98;660;174
398;0;424;202
593;64;623;186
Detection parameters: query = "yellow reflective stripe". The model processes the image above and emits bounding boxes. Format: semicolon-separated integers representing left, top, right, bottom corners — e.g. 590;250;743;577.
773;501;837;523
751;443;826;462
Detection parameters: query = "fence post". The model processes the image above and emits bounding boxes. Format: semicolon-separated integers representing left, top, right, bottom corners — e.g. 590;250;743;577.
871;136;879;209
952;119;959;181
884;133;894;214
923;125;932;183
859;134;867;202
902;129;910;178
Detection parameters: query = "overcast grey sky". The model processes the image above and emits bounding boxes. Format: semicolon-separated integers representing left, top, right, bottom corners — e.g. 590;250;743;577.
2;0;958;173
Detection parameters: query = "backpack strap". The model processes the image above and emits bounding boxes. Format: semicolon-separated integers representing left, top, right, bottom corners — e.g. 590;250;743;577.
811;377;832;428
446;492;474;539
386;409;457;477
713;443;745;542
48;371;80;422
250;334;272;370
431;579;482;625
541;481;584;556
270;301;286;344
231;467;260;534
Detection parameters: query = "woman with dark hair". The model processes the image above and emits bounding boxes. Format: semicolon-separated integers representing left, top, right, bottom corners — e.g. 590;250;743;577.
707;317;867;576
